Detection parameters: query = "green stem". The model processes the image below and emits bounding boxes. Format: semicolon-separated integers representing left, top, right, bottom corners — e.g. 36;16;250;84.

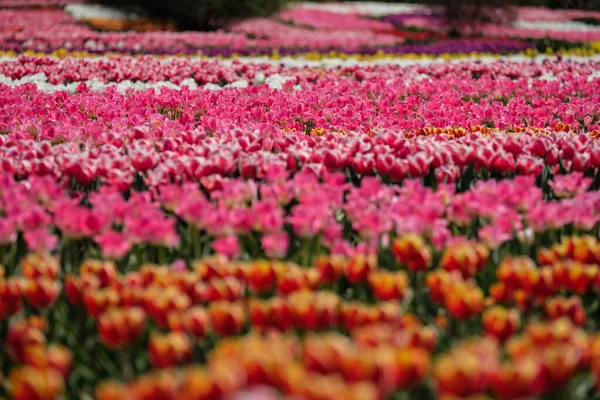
120;346;134;382
301;238;311;267
191;226;201;260
158;246;167;265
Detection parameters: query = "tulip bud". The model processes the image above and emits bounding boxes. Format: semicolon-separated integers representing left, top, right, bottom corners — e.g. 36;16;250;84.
6;317;47;362
426;269;463;304
193;277;244;303
8;366;64;400
444;281;484;320
489;358;544;400
176;367;219;400
271;298;294;331
376;347;430;393
98;307;147;348
0;276;23;318
24;344;73;379
64;274;100;305
182;306;211;338
149;332;192;368
277;265;317;295
434;338;499;397
129;370;178;400
24;278;61;309
248;298;274;332
144;286;191;327
80;259;118;287
95;380;128;400
346;254;377;283
544;296;586;326
83;287;120;318
20;253;60;280
315;255;346;284
367;270;409;301
209;301;247;337
482;306;520;342
244;260;278;294
497;256;537;289
391;234;432;272
441;241;489;278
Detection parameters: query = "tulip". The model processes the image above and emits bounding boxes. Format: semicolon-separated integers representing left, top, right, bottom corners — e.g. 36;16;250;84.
315;254;346;284
24;345;73;379
0;276;23;318
482;306;520;341
95;381;128;400
181;306;212;338
83;287;120;318
20;253;60;280
193;277;244;303
98;307;147;348
544;296;586;326
367;270;409;301
434;338;499;397
425;269;463;304
148;332;192;368
64;274;101;305
277;264;317;295
345;254;377;283
80;259;118;287
443;280;484;320
440;241;489;278
209;300;247;337
489;358;545;400
176;367;220;400
144;286;191;327
391;234;431;272
6;316;47;362
23;278;61;309
8;366;64;400
129;370;179;400
243;260;278;294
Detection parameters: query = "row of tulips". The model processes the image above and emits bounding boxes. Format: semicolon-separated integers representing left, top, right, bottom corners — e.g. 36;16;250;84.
1;156;600;262
5;54;600;86
5;59;600;136
3;243;600;398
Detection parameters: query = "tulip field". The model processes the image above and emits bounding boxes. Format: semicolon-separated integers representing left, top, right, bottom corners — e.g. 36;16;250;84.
5;1;600;399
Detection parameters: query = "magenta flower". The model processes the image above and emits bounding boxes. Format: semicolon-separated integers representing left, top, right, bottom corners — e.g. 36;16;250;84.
23;228;58;253
212;235;240;259
95;230;132;260
261;232;289;259
548;172;592;198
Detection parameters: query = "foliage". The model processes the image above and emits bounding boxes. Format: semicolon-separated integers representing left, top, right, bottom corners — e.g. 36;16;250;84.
94;0;289;31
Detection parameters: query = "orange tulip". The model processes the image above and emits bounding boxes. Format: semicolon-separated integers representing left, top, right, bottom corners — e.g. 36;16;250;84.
23;278;61;309
64;274;100;305
20;253;60;280
346;254;377;283
315;254;346;284
391;234;431;272
193;277;244;303
95;380;128;400
8;366;64;400
80;259;118;287
368;270;409;301
209;301;247;337
482;306;520;341
83;287;120;318
149;332;191;368
24;345;73;379
98;307;147;348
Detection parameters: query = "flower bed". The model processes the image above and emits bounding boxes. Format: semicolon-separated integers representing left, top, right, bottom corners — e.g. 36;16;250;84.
3;2;600;400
